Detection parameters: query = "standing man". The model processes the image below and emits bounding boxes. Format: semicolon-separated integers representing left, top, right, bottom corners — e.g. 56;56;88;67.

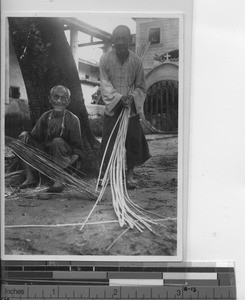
99;25;150;189
19;85;84;193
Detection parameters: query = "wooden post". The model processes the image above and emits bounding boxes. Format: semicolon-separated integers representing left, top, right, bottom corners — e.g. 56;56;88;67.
155;83;159;129
102;41;112;53
150;86;154;125
160;82;164;131
5;18;10;104
166;81;169;132
145;87;149;119
171;83;175;130
70;28;79;69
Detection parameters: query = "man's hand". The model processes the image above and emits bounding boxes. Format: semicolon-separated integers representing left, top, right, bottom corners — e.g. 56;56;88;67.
18;131;30;143
120;96;128;107
70;154;79;166
121;95;134;108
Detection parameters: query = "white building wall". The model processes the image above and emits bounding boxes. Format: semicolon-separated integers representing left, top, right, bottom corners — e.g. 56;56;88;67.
135;18;179;72
9;38;28;101
78;61;100;82
81;83;98;105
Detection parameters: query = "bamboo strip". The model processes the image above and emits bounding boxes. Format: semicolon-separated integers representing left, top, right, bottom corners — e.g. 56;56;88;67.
5;218;177;229
5;220;119;228
105;227;131;252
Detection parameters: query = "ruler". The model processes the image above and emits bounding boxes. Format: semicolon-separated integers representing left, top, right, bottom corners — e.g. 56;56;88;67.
1;261;236;300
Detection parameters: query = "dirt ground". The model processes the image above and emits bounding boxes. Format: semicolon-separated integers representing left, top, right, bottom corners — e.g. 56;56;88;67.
4;135;178;257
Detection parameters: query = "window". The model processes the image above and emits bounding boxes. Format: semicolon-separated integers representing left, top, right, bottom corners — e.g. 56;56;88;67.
149;28;160;44
9;86;20;99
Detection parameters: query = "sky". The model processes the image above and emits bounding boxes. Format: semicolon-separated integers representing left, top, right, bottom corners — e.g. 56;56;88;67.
68;13;137;63
76;13;136;34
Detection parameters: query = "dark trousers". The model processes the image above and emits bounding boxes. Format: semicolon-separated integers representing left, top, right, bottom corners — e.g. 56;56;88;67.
27;135;72;169
99;110;151;172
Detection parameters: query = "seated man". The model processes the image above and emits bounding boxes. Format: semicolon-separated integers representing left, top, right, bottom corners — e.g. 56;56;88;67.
19;85;84;193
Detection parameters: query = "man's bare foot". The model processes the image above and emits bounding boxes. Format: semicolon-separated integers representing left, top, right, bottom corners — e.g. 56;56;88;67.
46;180;64;193
126;179;137;189
126;168;137;189
19;179;37;189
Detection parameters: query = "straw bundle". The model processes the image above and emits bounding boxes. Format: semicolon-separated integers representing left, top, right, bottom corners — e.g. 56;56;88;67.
93;108;159;232
5;136;98;200
137;41;151;59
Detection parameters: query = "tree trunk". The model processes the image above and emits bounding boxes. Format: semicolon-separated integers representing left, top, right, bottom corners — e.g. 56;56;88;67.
8;17;100;174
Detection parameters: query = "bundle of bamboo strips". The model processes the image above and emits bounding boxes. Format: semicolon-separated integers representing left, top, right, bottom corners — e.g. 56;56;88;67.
95;108;159;232
137;41;151;60
5;136;99;200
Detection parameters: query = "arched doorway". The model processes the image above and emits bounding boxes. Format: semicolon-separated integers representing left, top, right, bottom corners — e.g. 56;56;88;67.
144;62;179;133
